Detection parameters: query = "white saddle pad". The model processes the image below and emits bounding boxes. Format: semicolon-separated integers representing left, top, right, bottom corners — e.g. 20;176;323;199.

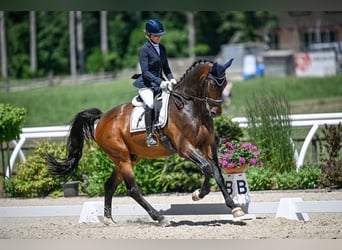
130;91;170;133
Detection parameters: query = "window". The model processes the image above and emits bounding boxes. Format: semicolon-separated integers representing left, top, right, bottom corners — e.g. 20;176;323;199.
300;29;338;51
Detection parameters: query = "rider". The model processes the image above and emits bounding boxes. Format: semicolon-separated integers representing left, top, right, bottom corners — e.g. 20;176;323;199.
133;18;177;147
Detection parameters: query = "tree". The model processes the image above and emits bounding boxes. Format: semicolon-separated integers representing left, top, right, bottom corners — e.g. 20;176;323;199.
0;11;7;82
30;11;37;74
217;11;277;44
100;11;108;54
76;11;84;74
69;11;77;77
37;12;69;76
186;11;195;60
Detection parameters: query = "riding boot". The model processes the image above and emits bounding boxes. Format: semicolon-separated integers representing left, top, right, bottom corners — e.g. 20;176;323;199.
144;106;157;147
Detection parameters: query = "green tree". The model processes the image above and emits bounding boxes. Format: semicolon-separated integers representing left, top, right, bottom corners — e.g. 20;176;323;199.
6;12;31;78
37;12;69;76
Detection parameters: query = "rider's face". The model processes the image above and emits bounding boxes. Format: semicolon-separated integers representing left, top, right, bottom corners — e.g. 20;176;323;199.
150;34;162;44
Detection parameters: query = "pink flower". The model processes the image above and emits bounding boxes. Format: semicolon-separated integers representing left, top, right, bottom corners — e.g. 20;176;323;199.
218;140;263;170
239;157;246;164
249;158;257;165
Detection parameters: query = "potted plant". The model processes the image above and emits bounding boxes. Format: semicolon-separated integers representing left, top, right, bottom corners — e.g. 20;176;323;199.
218;140;263;174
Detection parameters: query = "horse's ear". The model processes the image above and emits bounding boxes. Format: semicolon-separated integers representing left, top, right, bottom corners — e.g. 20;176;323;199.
211;58;234;76
223;58;234;70
211;62;218;74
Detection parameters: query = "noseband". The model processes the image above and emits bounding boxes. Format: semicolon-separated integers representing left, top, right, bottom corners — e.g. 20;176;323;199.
205;71;227;106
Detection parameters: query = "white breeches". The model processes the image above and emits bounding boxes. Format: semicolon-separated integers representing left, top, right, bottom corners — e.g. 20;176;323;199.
138;88;154;109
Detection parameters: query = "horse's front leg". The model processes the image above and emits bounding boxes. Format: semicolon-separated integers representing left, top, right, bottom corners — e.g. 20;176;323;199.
211;143;245;217
186;144;244;218
191;171;211;201
179;147;213;200
212;166;244;217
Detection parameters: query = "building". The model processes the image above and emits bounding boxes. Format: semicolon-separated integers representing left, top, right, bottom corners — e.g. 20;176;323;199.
271;11;342;75
274;11;342;52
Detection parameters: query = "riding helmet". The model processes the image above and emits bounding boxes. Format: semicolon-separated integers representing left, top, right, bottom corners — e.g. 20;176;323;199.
145;19;165;35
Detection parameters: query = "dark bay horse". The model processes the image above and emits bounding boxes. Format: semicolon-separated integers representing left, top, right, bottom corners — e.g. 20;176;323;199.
47;59;244;225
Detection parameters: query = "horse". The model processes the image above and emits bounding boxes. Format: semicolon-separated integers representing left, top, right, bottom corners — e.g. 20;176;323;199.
46;58;245;225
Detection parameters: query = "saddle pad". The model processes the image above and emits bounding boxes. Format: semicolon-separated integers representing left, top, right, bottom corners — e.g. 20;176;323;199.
130;91;170;133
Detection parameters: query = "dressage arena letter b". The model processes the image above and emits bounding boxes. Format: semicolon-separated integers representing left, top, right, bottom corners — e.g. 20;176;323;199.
223;173;251;213
225;180;233;195
237;180;247;194
226;179;247;195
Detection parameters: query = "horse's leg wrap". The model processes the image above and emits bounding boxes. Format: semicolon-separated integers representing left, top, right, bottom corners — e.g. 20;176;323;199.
192;189;201;201
232;207;245;217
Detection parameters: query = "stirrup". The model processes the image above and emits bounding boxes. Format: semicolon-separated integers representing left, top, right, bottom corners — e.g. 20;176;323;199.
146;134;158;147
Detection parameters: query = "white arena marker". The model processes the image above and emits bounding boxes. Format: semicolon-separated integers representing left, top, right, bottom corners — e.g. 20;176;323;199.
78;201;104;223
275;197;310;221
223;172;251;214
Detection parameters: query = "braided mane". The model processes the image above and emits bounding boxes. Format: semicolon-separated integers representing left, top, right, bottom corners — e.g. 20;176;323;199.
179;59;213;82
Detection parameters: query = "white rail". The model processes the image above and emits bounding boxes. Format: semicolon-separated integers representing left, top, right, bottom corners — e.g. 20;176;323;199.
6;125;71;178
5;112;342;177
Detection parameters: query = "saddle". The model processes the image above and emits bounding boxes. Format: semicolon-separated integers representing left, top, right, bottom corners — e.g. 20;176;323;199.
130;91;170;133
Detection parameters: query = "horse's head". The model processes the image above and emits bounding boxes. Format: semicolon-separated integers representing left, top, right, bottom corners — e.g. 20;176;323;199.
205;58;234;117
175;58;233;117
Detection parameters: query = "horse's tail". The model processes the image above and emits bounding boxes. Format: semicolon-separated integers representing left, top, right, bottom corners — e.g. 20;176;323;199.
46;108;103;177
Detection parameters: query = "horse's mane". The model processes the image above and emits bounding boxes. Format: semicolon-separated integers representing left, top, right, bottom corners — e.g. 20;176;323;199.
179;59;214;82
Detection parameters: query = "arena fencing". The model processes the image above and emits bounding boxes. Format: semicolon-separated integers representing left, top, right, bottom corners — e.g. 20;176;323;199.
231;112;342;170
0;198;342;222
5;112;342;178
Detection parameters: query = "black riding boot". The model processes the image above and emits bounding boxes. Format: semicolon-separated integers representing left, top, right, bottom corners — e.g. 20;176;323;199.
144;106;157;147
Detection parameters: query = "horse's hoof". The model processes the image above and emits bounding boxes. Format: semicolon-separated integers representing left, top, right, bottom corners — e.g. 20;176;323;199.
232;207;245;217
192;189;202;201
158;217;171;227
103;216;116;226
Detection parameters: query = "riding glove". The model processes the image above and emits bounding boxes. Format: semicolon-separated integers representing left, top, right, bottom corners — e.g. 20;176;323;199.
160;80;170;90
170;79;177;85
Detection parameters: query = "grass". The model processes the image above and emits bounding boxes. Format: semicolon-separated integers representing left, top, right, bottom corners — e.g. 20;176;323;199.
227;76;342;116
0;79;136;126
0;75;341;126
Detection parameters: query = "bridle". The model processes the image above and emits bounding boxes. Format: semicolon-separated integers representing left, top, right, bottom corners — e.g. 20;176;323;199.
171;67;226;108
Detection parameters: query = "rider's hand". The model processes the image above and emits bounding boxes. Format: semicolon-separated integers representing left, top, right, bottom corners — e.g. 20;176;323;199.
170;79;177;85
160;80;170;90
167;79;177;91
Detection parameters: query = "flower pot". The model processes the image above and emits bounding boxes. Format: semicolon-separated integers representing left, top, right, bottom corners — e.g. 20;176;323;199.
62;181;79;197
221;164;247;174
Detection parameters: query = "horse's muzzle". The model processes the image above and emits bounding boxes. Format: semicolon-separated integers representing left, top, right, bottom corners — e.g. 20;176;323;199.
210;106;221;117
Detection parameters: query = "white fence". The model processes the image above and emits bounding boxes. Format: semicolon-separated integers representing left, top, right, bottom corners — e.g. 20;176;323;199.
5;112;342;178
231;112;342;170
7;125;71;178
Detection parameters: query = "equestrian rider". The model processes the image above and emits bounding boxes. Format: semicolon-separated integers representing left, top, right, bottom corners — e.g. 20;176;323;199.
133;19;177;147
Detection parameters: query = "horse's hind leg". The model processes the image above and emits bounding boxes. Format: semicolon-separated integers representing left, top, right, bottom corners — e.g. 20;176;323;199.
104;170;123;225
122;166;167;225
